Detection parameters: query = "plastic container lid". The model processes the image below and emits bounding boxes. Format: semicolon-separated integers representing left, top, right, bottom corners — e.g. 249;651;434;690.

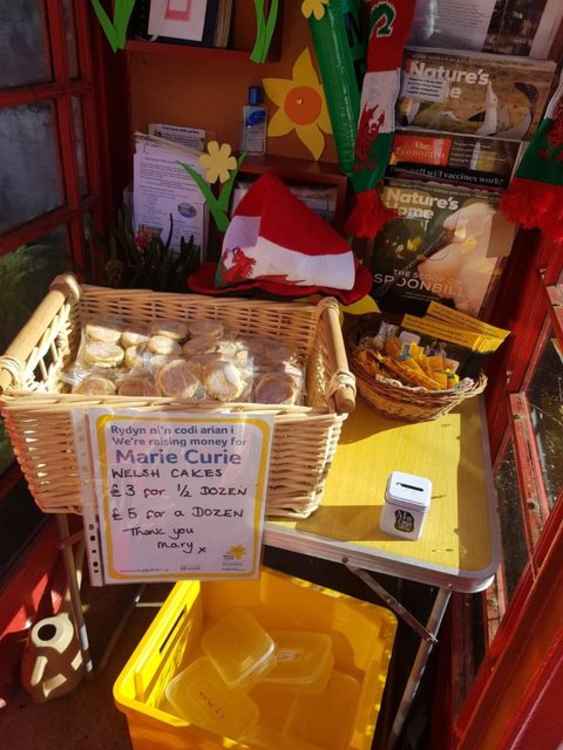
285;671;361;750
201;609;276;689
249;85;264;105
263;631;334;692
385;471;432;509
165;657;259;740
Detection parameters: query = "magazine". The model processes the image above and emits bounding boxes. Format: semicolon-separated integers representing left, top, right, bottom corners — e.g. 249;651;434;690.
370;179;516;317
409;0;563;59
387;128;521;189
398;48;556;141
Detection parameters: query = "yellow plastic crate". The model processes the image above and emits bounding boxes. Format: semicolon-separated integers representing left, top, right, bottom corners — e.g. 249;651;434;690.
114;568;397;750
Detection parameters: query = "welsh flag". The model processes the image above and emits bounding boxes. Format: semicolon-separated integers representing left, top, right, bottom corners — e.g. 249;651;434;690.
502;70;563;245
345;0;416;238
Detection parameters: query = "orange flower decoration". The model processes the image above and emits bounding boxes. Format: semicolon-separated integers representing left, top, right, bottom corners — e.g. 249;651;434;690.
263;48;332;160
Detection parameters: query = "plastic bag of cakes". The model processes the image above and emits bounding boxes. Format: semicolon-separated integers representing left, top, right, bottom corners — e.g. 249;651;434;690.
62;318;125;391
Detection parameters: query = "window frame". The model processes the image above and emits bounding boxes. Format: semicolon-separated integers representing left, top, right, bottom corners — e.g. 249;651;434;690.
0;0;106;273
0;1;109;488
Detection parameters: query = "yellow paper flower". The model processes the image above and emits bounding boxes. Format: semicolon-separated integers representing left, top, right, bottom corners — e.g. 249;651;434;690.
301;0;330;20
199;141;237;184
263;48;332;161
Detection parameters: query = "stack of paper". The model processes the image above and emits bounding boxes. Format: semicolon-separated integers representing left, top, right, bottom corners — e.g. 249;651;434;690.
133;132;208;257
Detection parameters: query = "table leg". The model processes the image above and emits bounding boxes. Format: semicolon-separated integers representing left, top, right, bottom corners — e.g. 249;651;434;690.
388;587;452;749
57;514;94;676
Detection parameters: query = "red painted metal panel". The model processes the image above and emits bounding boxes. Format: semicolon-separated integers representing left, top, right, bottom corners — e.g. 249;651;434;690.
0;520;59;705
0;81;92;108
0;198;96;257
500;633;563;750
454;495;563;750
509;392;551;547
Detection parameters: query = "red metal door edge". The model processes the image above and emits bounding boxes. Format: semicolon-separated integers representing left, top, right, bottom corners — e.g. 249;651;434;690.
452;493;563;750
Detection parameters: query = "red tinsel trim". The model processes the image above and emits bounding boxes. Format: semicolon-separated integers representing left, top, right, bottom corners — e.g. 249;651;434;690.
501;178;563;244
345;189;396;239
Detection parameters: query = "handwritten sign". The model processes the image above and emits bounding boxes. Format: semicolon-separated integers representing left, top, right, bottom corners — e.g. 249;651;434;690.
81;409;273;583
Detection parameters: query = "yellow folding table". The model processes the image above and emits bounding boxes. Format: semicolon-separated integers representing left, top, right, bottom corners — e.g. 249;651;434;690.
265;396;500;748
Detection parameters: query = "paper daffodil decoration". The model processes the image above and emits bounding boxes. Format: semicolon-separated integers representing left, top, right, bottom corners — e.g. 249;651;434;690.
180;142;245;232
301;0;330;20
264;48;332;161
200;141;238;184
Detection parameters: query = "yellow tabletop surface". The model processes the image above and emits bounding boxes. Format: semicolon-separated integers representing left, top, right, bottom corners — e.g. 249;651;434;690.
265;397;500;592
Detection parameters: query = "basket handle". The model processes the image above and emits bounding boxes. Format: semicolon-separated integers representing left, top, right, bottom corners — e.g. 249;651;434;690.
321;301;356;415
0;274;81;394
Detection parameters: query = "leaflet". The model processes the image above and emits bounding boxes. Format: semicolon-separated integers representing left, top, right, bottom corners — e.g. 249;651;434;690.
133;133;208;255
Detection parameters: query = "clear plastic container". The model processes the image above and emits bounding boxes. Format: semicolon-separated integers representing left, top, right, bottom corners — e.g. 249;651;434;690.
264;631;334;693
165;657;259;740
285;671;361;750
249;683;320;749
201;609;276;689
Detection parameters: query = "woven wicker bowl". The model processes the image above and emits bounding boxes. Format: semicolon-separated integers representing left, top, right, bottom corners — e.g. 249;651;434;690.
0;276;356;519
351;355;487;422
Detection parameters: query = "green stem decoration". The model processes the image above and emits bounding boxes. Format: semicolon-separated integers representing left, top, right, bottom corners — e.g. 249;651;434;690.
89;0;137;53
251;0;279;64
179;155;246;233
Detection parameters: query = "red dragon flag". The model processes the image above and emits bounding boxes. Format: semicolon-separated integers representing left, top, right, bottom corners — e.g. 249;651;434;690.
216;173;356;291
346;0;417;238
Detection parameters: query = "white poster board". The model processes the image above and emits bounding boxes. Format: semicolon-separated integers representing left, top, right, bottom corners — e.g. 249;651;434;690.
75;410;274;584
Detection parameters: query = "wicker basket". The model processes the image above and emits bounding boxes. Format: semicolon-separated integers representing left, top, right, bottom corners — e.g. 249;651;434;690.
0;275;356;519
352;353;486;422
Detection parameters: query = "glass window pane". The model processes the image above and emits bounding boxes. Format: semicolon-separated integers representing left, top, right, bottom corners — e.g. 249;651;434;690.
0;1;52;88
526;330;563;508
495;441;529;601
0;102;64;234
72;97;88;197
0;225;71;475
62;0;79;79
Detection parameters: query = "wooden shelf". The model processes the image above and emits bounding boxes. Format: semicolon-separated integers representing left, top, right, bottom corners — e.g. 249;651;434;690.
238;154;349;228
126;40;254;62
240;154;345;185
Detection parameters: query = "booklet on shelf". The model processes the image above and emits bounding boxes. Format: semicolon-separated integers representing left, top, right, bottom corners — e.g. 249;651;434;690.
133;133;208;256
398;48;556;141
148;123;206;151
387;128;521;190
231;181;338;224
370;179;516;318
409;0;563;59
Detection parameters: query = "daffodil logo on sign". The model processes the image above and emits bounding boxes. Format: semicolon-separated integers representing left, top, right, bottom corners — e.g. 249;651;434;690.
263;48;332;161
229;545;247;561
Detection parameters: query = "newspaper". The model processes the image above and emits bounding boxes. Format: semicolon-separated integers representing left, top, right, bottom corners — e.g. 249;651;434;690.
410;0;563;59
387;127;521;189
133;133;208;256
148;123;206;151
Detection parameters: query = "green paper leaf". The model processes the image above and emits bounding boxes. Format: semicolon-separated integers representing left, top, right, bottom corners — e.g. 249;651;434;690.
179;162;230;233
217;154;246;213
251;0;279;64
89;0;137;52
